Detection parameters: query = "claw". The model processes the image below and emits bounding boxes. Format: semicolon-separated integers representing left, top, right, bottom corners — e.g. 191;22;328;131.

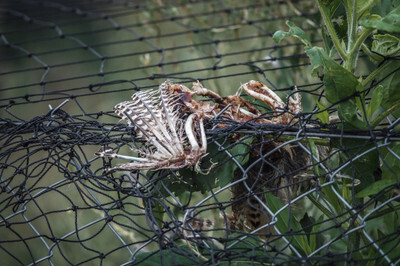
191;81;221;99
101;80;303;173
243;80;302;124
194;156;217;175
242;80;285;112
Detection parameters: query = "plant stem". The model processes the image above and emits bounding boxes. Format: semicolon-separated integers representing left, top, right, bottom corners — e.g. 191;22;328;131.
349;27;375;63
361;60;396;87
361;43;384;62
260;134;331;147
345;0;358;71
371;100;400;128
316;0;347;61
307;194;334;218
365;203;400;221
308;194;371;252
353;29;374;53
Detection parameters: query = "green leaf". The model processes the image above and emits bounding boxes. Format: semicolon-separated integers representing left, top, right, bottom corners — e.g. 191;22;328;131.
151;201;165;227
318;0;348;45
355;80;365;118
360;5;400;33
366;85;384;118
381;143;400;180
305;46;329;77
371;0;400;16
309;138;321;176
323;59;360;103
355;0;382;20
379;61;400;111
305;46;338;80
164;137;253;197
306;46;360;103
264;192;309;255
219;136;253;187
383;143;400;166
337;100;366;129
310;215;324;252
377;227;400;262
300;212;313;234
333;139;379;192
136;233;271;265
298;212;324;253
166;157;220;196
319;0;341;15
220;234;272;264
273;21;312;47
135;245;200;265
356;179;397;198
306;46;367;127
340;0;378;20
372;34;400;56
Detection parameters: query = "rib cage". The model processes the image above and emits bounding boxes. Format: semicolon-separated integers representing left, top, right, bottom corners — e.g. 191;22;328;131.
113;82;187;168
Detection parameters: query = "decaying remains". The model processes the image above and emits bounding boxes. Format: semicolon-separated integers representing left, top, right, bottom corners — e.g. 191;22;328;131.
96;80;319;234
96;80;303;172
96;82;208;172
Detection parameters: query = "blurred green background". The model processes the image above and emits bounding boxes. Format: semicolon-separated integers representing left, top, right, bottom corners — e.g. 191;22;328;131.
0;1;323;264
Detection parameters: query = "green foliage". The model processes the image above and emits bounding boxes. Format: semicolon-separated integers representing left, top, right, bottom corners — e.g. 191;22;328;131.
372;34;400;56
308;47;360;103
380;63;400;112
159;136;252;198
264;192;311;255
143;0;400;261
356;179;397;198
274;0;400;128
316;100;330;124
366;85;384;118
381;143;400;180
271;0;400;259
273;21;312;47
360;5;400;32
333;139;379;192
218;136;253;187
135;234;268;264
299;213;324;253
135;245;197;265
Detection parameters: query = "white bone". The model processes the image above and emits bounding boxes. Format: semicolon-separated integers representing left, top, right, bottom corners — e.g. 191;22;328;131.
98;151;149;162
185;114;200;151
134;90;179;156
199;118;207;152
243;81;285;111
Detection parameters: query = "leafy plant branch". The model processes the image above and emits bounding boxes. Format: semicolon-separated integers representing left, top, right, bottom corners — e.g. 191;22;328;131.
274;1;400;130
316;0;348;61
273;0;400;259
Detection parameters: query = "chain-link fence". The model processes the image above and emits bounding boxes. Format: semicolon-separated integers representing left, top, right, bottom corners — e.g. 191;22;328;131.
1;0;399;265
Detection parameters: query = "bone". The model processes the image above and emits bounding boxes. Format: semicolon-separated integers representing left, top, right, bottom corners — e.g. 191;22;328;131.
185;114;200;151
243;80;285;111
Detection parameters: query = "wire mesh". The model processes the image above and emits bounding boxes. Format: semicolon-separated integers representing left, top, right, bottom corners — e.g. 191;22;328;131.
1;0;400;265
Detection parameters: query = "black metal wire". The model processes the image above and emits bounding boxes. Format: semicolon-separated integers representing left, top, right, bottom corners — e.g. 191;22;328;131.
1;0;400;265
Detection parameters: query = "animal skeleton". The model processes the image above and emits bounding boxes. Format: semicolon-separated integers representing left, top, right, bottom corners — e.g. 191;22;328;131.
96;80;317;238
96;80;302;172
96;81;207;172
